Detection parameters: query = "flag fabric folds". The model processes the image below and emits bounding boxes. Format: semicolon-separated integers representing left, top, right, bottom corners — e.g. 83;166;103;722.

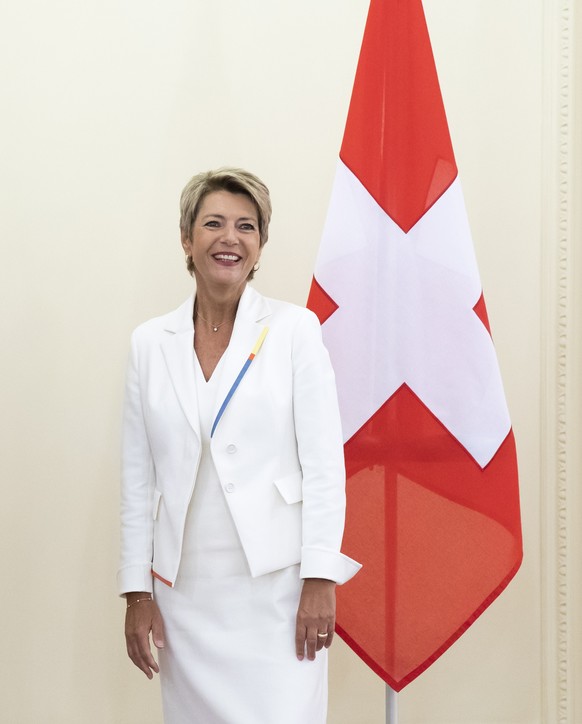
307;0;522;691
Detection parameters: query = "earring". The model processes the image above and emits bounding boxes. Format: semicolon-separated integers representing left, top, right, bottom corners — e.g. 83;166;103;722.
252;261;260;272
185;254;191;265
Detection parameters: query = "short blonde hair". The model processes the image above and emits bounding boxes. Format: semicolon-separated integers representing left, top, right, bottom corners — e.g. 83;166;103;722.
180;168;271;277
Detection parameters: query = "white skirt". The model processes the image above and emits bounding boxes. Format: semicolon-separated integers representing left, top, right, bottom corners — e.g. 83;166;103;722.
153;354;327;724
155;563;327;724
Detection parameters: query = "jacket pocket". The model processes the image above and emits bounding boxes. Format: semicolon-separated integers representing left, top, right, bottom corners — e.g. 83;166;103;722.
274;470;303;504
152;489;162;520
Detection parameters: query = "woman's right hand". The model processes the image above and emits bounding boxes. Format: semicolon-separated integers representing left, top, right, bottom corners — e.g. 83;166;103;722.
124;592;165;679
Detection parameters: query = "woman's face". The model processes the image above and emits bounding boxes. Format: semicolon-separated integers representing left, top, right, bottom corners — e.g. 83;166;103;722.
182;190;261;294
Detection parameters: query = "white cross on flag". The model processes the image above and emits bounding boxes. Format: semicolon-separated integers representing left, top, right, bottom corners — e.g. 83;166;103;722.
307;0;522;691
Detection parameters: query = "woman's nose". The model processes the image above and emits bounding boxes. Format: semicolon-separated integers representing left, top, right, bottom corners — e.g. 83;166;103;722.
222;223;238;244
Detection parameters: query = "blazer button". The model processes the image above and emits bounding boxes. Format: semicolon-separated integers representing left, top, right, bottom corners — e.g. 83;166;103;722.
225;483;235;493
226;444;237;454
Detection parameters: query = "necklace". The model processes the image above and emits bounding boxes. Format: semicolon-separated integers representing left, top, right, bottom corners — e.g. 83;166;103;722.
195;310;234;333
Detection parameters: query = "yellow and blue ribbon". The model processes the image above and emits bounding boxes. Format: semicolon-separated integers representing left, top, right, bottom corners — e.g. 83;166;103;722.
210;326;269;437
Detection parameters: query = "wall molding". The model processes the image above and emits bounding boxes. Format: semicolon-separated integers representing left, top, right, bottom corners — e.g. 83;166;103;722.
541;1;574;722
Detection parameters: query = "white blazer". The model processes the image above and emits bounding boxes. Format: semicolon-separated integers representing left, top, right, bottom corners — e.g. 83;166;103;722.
118;285;361;594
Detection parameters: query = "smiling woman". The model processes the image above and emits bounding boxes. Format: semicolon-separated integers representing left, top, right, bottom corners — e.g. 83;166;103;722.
118;168;361;723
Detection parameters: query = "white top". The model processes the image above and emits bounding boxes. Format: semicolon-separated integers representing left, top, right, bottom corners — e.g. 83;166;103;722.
179;352;249;579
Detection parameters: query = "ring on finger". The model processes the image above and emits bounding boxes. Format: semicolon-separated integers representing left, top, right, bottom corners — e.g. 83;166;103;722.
317;632;329;639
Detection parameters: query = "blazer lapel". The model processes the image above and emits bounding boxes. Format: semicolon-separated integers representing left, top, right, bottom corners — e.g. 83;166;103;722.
159;287;271;439
160;296;201;439
211;285;271;436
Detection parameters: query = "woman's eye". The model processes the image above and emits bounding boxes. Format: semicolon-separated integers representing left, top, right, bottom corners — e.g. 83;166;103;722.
240;223;255;231
204;220;219;227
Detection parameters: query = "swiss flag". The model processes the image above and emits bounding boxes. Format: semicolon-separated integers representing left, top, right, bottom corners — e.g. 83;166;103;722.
307;0;522;691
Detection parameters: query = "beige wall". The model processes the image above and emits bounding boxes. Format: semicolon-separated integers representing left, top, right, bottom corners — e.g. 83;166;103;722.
1;0;579;722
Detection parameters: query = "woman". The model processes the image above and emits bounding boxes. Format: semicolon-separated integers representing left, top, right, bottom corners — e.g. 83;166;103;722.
119;168;361;723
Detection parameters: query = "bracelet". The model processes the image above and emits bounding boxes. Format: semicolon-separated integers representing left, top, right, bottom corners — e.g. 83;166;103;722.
126;596;153;609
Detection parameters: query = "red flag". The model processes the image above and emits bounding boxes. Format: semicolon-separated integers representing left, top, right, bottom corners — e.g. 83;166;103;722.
307;0;522;691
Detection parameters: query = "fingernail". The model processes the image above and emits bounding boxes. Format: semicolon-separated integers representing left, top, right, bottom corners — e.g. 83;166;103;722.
297;655;304;661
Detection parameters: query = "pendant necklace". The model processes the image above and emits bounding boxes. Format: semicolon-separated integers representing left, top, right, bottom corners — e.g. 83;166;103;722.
196;310;233;333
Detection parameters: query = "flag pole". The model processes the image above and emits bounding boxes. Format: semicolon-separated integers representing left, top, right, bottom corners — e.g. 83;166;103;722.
386;685;398;724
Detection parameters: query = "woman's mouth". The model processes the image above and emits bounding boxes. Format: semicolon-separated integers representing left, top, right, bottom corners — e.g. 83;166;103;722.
213;253;242;264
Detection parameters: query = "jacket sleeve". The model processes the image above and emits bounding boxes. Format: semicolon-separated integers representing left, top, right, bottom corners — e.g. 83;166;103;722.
291;310;362;584
117;330;156;595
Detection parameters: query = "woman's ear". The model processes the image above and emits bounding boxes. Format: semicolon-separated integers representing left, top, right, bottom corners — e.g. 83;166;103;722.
180;229;191;254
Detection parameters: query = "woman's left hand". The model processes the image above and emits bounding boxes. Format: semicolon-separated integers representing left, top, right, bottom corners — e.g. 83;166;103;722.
295;578;336;661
